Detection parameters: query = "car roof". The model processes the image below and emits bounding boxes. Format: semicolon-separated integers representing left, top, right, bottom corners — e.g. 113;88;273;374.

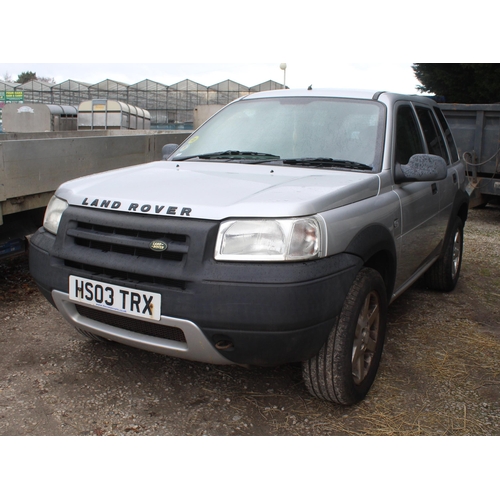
241;88;436;106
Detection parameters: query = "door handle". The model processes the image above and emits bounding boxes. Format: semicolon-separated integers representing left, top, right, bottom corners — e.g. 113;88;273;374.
431;183;438;195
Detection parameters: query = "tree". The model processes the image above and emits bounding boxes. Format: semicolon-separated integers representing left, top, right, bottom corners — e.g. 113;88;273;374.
37;76;56;84
412;63;500;104
16;71;37;84
11;71;55;85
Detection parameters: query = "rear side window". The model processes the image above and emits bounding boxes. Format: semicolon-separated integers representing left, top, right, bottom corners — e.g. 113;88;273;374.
434;106;460;163
395;105;425;165
415;106;450;164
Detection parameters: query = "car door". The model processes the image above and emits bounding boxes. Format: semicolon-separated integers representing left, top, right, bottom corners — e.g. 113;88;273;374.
414;104;457;233
393;102;442;291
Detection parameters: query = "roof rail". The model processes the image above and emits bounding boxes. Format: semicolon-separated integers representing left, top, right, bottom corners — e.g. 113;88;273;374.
372;91;386;100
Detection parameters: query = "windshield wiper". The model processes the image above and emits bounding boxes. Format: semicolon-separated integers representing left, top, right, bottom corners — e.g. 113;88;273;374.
282;158;373;171
174;150;280;162
201;150;280;160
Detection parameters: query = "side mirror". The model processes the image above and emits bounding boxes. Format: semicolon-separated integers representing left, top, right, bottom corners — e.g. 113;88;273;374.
162;143;179;160
394;154;447;183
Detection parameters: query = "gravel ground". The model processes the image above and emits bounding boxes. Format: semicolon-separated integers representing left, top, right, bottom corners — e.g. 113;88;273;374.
1;206;499;436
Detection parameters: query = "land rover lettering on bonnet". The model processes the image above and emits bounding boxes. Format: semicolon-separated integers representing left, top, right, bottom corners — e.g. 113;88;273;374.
30;89;469;405
81;198;192;216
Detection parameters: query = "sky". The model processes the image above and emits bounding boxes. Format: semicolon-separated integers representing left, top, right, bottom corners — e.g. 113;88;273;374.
2;0;493;97
0;62;425;94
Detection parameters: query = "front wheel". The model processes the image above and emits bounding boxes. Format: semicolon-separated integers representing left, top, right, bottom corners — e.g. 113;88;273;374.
302;268;387;405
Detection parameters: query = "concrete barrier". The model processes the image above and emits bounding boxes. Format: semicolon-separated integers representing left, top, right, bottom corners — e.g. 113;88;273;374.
0;130;191;257
0;131;190;219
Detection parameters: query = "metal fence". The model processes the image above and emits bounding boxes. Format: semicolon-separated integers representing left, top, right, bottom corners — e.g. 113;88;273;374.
0;78;285;129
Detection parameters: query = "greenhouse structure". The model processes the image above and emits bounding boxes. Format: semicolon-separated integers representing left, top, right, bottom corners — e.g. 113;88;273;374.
0;77;285;129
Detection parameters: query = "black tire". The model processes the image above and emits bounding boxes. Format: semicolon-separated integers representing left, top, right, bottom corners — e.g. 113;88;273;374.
425;216;463;292
302;268;387;406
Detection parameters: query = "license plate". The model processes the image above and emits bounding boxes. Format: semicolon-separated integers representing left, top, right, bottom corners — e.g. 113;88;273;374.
69;276;161;321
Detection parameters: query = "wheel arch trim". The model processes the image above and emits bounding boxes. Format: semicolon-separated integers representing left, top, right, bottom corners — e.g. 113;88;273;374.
344;223;397;298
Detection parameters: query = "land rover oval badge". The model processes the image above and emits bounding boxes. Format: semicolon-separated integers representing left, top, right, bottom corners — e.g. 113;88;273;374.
150;240;168;252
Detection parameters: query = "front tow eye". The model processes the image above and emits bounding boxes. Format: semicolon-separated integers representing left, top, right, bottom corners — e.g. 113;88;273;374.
215;340;234;351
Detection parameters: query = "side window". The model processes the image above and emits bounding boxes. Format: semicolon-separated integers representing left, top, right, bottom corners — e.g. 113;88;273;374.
434;106;460;163
415;106;450;164
395;105;425;165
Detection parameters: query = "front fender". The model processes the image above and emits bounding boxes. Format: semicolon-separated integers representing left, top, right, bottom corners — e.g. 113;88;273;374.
344;224;397;298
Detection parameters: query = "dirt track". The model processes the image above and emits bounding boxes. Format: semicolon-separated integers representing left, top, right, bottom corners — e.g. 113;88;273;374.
1;206;499;436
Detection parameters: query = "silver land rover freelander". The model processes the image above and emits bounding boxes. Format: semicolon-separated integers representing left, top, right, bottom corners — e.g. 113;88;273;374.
29;89;469;405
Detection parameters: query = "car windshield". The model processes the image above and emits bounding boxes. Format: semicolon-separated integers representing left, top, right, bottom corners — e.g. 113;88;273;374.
172;96;386;171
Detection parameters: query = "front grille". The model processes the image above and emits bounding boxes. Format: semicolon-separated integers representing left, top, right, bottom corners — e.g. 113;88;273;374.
76;304;187;343
63;259;186;289
68;222;188;262
56;207;219;291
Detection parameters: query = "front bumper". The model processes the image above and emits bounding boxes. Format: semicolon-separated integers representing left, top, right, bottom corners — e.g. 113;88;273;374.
29;215;362;365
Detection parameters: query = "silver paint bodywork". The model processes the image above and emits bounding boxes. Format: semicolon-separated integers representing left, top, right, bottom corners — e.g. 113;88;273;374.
43;89;467;360
54;89;465;302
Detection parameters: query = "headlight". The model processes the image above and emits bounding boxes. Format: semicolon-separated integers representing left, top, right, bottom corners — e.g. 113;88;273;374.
215;217;322;261
43;196;68;235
